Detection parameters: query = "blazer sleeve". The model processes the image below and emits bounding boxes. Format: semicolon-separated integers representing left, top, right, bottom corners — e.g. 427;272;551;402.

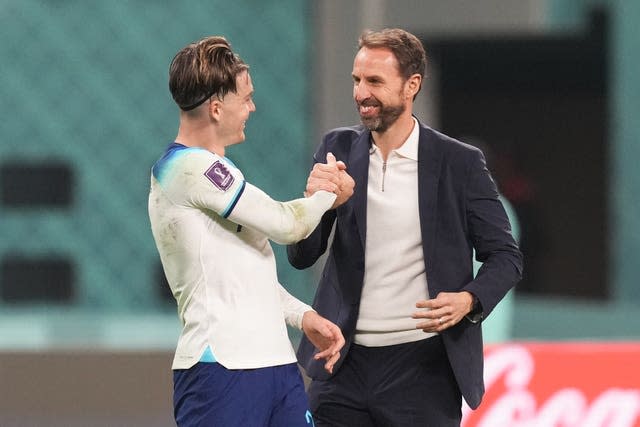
287;140;338;269
463;149;523;318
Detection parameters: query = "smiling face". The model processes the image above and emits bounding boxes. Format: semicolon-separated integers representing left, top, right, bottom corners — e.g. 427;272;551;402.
352;47;410;133
216;70;256;146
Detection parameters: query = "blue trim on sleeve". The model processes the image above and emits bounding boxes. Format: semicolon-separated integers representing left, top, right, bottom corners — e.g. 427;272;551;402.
221;180;246;218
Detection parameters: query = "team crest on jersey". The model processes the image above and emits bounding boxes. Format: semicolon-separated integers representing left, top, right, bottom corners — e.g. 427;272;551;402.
204;161;235;191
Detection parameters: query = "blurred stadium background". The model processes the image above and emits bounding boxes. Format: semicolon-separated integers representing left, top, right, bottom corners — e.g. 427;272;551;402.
1;0;639;426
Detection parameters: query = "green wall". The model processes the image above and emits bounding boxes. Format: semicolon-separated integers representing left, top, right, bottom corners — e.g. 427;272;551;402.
549;0;640;304
511;0;640;340
609;0;640;302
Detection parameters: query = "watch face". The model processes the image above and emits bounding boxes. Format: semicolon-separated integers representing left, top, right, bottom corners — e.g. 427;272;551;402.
471;295;480;312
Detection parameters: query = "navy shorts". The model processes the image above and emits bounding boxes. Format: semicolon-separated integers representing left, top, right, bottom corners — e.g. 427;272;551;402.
173;362;315;427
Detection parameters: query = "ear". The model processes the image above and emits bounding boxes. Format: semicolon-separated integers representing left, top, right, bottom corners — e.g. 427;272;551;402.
208;99;223;121
405;74;422;99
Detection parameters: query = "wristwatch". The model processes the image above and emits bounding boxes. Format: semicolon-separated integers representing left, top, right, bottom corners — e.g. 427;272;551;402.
471;294;480;312
466;293;483;324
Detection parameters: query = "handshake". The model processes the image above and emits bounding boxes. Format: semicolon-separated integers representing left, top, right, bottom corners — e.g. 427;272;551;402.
304;152;355;209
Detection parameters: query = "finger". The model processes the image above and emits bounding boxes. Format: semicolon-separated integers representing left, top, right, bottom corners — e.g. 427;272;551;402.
327;324;346;348
323;349;341;372
336;160;347;171
326;152;337;166
325;352;341;374
314;341;341;361
311;181;338;193
416;315;444;329
328;337;345;356
309;168;341;183
415;299;433;309
412;308;442;320
415;320;436;330
415;321;429;330
320;330;344;355
307;176;339;192
411;309;430;319
314;347;334;360
313;329;344;359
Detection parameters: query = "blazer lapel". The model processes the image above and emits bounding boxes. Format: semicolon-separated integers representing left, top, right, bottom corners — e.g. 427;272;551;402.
418;124;442;295
348;130;371;251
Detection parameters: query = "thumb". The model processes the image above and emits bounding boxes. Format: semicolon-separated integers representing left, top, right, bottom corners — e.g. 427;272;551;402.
326;152;337;166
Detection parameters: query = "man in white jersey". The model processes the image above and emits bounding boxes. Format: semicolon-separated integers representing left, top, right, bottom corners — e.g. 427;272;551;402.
149;36;351;427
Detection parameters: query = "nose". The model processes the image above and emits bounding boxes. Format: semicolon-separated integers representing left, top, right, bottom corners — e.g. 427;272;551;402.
353;82;370;103
249;99;256;112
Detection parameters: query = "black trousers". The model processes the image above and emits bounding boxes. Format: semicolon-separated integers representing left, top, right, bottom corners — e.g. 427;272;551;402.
308;335;462;427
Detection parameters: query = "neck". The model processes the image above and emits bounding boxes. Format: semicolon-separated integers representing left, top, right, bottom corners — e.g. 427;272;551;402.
371;113;415;161
175;120;225;157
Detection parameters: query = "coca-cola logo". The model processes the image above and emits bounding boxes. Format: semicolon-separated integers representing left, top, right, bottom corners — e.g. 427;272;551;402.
462;344;640;427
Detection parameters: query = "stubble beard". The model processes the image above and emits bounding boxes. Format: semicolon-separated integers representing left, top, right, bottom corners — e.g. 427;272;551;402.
358;99;405;133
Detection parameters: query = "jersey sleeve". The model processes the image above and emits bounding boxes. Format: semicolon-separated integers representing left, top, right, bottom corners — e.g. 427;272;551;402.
227;183;336;244
277;284;313;330
163;148;337;244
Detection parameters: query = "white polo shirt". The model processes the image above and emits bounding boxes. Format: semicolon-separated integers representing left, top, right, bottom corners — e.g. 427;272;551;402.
355;118;436;346
148;143;335;369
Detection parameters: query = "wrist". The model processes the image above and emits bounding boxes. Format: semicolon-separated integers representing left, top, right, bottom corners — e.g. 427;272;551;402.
470;293;478;313
301;309;316;332
465;292;483;324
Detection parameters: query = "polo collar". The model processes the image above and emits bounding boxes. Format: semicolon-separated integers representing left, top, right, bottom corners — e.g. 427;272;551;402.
369;117;419;161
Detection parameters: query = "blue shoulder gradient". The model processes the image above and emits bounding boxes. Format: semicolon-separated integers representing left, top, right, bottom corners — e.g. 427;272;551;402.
152;142;204;184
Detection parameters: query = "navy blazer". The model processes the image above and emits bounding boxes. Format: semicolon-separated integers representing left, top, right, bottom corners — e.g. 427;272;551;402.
287;120;523;409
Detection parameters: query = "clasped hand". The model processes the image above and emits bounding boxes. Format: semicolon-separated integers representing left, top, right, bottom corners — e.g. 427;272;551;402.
304;152;354;209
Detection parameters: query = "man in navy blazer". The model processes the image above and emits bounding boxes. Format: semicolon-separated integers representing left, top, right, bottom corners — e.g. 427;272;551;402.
288;28;522;426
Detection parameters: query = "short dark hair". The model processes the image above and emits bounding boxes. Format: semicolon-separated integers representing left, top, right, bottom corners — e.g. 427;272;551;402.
169;36;249;111
358;28;426;95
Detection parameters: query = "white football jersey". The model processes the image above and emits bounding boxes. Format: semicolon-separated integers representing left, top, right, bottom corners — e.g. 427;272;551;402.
149;143;335;369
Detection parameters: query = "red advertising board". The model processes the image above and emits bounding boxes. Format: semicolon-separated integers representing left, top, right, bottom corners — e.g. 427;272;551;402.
462;343;640;427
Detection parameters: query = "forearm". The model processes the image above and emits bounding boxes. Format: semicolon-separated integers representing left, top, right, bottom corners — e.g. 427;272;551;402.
467;251;522;316
287;210;336;269
228;183;336;244
466;148;523;316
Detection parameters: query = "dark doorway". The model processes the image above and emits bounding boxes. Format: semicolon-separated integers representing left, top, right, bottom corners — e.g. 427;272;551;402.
423;10;608;299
